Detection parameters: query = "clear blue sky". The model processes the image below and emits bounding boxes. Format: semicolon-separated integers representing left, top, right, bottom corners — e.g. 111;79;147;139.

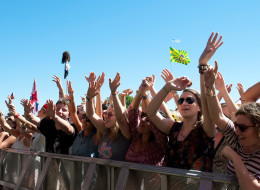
1;0;259;115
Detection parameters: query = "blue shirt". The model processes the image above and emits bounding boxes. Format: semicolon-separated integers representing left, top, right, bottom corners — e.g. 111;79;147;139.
71;129;98;157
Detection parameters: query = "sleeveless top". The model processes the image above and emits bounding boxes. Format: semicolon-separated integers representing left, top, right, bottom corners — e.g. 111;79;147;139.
12;136;30;151
163;122;214;172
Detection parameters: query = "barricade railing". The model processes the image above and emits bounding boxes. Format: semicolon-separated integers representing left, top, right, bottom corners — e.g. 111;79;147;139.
0;148;239;190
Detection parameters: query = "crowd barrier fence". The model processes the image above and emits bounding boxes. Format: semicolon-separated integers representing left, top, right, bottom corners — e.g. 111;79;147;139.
0;148;239;190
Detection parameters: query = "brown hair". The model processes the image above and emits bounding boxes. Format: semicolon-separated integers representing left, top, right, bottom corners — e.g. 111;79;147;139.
56;99;70;107
104;104;120;141
182;89;202;128
236;102;260;135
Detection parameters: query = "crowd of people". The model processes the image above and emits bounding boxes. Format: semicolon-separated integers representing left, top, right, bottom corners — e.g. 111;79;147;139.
0;32;260;189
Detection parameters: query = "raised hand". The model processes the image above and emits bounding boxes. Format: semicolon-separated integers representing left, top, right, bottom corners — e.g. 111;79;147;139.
96;72;105;87
109;72;121;94
161;69;174;83
199;32;224;65
236;83;245;96
204;61;218;88
226;84;232;93
20;99;34;115
67;81;74;100
87;82;101;99
121;89;133;97
5;96;13;111
215;72;226;92
45;100;56;119
85;72;96;83
166;77;192;91
52;75;62;89
139;76;153;94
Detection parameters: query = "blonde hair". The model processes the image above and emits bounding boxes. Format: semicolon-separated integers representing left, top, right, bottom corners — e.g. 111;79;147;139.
105;104;120;141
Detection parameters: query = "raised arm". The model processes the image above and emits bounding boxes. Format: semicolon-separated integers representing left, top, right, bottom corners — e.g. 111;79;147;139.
0;110;19;137
198;32;225;137
147;77;192;135
53;75;65;100
45;100;74;135
242;82;260;103
8;102;40;133
120;89;133;107
67;81;82;133
215;72;238;114
21;99;41;126
204;61;229;130
161;69;180;105
109;73;131;140
86;81;105;133
95;72;105;118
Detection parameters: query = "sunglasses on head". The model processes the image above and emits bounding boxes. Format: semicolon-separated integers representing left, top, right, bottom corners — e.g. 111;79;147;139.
177;97;195;105
103;112;114;118
233;122;255;132
140;112;150;122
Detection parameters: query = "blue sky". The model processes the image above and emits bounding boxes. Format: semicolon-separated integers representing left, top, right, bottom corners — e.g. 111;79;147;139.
1;0;259;114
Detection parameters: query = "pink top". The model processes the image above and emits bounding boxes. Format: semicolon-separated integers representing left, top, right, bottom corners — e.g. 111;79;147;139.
125;106;168;165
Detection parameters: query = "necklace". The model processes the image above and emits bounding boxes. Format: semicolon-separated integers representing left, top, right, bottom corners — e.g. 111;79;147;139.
179;129;190;139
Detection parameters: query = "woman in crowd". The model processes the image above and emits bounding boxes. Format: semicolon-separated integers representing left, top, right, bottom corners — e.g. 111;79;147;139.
86;72;131;161
67;80;102;157
125;76;168;165
204;61;260;189
146;33;224;171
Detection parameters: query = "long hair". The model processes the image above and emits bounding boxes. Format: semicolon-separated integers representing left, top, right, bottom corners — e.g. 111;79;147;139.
182;89;202;129
104;104;120;141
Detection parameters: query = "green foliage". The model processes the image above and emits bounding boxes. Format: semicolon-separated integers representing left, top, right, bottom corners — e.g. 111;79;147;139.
125;95;134;108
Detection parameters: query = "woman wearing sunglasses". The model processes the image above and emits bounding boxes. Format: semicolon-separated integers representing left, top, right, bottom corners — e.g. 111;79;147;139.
147;75;215;171
204;61;260;189
67;81;101;157
86;73;131;161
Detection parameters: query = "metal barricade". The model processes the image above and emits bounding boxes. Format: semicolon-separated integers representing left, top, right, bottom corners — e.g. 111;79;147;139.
0;148;239;190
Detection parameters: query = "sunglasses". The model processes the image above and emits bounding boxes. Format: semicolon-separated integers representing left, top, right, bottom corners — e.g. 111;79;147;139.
233;122;255;132
103;112;114;118
177;97;195;105
140;112;150;122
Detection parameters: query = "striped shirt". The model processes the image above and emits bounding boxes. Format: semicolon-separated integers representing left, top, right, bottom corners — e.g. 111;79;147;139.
218;119;260;180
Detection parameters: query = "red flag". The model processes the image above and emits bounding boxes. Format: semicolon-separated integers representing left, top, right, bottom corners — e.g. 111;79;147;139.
30;78;39;114
10;93;14;99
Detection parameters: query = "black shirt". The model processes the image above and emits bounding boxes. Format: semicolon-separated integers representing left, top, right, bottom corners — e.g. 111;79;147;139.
38;117;77;154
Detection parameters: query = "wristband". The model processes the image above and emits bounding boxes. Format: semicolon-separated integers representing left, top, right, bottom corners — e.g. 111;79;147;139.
15;113;20;118
142;94;149;100
86;96;91;102
111;93;117;95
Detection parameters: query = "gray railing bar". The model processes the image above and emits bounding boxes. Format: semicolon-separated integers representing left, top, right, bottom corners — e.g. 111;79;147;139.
0;180;32;190
35;156;52;190
107;165;111;190
111;166;114;190
199;177;212;190
160;174;167;190
0;151;7;164
14;154;33;190
115;166;129;190
81;161;96;190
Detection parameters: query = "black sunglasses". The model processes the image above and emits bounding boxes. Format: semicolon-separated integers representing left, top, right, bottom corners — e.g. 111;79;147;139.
177;97;195;105
233;122;255;132
140;112;150;122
